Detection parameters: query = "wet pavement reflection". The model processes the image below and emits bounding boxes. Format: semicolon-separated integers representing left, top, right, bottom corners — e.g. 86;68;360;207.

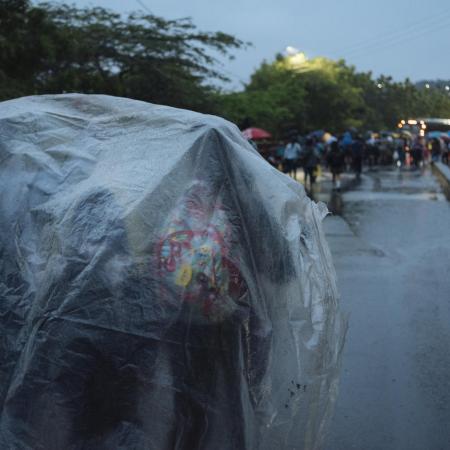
322;167;450;450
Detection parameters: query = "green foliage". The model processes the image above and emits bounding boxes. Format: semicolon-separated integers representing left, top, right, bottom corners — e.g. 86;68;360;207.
2;0;450;133
0;1;245;111
219;55;450;136
219;61;306;133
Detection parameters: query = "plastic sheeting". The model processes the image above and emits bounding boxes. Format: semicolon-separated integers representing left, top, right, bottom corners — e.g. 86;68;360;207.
0;95;345;450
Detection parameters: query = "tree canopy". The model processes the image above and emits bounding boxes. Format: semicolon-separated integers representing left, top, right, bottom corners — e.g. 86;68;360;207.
0;0;245;111
1;1;450;134
219;54;450;136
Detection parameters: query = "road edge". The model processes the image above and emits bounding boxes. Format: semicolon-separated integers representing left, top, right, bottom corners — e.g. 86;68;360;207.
431;162;450;200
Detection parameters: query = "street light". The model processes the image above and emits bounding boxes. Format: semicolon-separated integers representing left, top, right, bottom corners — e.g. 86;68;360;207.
286;46;300;56
285;46;307;69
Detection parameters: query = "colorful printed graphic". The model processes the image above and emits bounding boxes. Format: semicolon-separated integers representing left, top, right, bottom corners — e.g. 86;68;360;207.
156;182;245;323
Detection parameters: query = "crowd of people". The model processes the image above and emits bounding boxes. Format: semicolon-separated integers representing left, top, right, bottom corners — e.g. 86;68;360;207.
261;131;366;191
251;130;450;191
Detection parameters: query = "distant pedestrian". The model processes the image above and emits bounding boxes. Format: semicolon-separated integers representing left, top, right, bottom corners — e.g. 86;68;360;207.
351;136;364;180
366;136;376;168
284;137;301;179
302;138;320;188
342;131;354;171
327;141;345;191
275;140;286;169
411;138;424;168
431;138;441;162
397;139;406;167
443;141;449;165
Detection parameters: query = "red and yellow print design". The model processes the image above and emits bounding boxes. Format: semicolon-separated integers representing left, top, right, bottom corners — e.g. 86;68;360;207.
156;182;245;323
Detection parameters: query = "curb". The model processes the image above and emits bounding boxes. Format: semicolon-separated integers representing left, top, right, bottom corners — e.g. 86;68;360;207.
431;162;450;200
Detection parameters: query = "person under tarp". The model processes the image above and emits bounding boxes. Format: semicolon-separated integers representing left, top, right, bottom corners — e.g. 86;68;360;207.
0;94;345;450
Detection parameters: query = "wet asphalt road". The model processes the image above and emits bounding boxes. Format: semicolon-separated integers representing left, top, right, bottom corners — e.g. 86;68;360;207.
322;168;450;450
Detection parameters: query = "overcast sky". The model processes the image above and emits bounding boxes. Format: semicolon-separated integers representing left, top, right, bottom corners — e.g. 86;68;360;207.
69;0;450;89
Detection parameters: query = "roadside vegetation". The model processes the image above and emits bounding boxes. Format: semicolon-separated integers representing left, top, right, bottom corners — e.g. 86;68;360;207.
2;0;450;136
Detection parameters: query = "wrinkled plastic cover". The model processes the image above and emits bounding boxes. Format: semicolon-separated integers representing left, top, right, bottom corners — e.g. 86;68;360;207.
0;95;345;450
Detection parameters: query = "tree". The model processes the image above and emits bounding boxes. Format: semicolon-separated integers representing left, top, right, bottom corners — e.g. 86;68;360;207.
0;0;44;98
2;1;450;130
219;55;366;136
219;61;306;134
0;1;246;112
219;53;450;136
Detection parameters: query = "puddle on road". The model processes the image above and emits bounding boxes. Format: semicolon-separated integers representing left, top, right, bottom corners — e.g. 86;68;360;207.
313;168;447;215
308;166;449;244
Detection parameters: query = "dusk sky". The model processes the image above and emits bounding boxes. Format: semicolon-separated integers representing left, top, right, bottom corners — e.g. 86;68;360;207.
70;0;450;89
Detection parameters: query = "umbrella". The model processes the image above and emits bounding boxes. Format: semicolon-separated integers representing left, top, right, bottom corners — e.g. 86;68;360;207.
427;131;449;141
242;127;272;140
308;130;325;139
399;130;412;138
322;132;337;144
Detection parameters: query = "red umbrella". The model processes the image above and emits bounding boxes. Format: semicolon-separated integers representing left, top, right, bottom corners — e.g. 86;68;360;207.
242;127;272;140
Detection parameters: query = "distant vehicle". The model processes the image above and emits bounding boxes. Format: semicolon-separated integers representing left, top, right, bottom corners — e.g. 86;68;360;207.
397;118;450;137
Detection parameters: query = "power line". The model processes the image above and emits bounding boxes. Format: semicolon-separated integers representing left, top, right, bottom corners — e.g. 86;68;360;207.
345;15;450;61
345;14;450;58
337;6;450;55
332;6;450;57
135;0;152;14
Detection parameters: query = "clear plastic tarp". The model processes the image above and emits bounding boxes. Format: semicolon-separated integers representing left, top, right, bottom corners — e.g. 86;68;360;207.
0;95;345;450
